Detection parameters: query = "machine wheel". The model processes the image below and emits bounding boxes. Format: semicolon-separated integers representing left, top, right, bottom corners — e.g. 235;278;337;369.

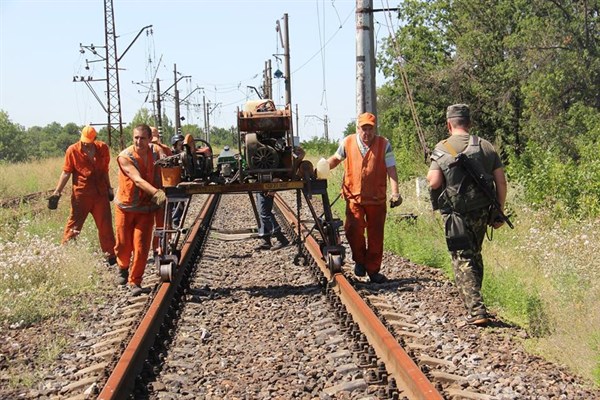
327;253;343;274
159;261;176;282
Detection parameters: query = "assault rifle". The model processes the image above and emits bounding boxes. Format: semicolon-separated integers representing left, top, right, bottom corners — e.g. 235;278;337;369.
449;153;514;229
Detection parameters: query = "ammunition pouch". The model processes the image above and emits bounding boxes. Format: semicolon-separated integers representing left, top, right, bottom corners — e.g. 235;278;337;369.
442;180;493;214
444;212;471;251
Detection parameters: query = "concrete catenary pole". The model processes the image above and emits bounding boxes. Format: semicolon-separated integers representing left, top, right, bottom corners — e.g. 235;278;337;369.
283;14;292;108
282;13;294;139
356;0;377;117
267;59;273;99
203;95;208;141
155;78;162;132
173;64;182;135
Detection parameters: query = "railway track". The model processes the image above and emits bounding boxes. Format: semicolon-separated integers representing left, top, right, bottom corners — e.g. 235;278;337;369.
2;191;598;399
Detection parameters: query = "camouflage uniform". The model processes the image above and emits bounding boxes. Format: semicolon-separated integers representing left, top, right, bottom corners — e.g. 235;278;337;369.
443;206;489;316
429;106;503;319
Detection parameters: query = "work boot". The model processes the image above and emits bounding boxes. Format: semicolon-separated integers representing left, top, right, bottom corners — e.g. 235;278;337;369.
106;256;117;267
117;268;129;286
368;272;388;284
465;311;491;327
354;263;366;277
271;232;290;250
128;283;151;297
255;236;272;251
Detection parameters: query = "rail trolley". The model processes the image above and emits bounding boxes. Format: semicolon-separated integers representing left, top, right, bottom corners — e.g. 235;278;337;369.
153;99;345;282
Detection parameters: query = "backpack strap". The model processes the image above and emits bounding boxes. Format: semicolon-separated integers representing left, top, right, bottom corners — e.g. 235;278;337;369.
442;139;459;157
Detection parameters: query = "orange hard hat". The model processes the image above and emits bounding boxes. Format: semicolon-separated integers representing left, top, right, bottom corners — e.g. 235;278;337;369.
80;126;97;143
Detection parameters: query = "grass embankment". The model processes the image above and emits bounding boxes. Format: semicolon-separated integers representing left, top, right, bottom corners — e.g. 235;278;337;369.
319;160;600;386
0;158;113;327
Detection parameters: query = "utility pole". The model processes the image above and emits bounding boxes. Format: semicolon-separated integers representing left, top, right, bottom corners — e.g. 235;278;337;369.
75;0;151;148
274;14;293;136
356;0;376;117
295;104;300;144
154;67;190;137
203;95;208;141
306;114;329;141
103;0;123;148
204;101;220;143
263;59;272;99
173;64;181;135
180;86;203;125
282;14;292;108
156;78;162;130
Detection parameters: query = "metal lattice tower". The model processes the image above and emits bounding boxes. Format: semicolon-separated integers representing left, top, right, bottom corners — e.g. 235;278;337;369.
104;0;124;148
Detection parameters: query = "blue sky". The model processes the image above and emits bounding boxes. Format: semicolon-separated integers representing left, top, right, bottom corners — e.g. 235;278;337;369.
1;0;393;142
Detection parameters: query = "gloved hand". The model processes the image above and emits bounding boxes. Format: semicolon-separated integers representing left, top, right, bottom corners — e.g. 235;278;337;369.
108;188;114;202
151;189;166;207
47;193;61;210
390;193;403;208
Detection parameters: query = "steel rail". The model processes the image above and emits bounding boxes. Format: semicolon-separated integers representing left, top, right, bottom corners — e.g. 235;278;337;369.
98;194;218;400
274;193;443;400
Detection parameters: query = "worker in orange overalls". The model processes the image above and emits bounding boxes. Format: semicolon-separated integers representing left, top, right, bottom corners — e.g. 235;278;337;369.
48;126;117;266
326;112;403;284
149;127;173;258
114;124;167;296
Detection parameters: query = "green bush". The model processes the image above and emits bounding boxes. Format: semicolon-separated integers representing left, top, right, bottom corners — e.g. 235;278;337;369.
300;137;338;156
507;140;600;218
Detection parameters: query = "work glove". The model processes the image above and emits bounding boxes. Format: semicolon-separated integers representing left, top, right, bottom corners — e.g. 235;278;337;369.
151;189;166;207
390;193;403;208
47;194;61;210
108;188;114;202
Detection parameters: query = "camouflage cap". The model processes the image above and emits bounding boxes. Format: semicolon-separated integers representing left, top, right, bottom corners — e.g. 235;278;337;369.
446;104;470;119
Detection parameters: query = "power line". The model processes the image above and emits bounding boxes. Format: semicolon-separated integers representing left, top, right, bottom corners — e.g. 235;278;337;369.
380;0;430;161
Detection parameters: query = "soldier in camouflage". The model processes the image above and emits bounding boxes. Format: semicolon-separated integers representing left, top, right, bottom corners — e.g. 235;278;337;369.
427;104;508;326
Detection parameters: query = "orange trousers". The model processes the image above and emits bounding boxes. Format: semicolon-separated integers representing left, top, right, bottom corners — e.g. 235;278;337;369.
61;194;116;258
114;206;155;286
344;201;387;275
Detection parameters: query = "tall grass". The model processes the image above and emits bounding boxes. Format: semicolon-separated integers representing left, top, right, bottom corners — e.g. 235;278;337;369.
0;158;111;327
323;155;600;386
0;158;62;197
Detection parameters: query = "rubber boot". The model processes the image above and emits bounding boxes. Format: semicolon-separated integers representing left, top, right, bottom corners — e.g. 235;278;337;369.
271;231;290;250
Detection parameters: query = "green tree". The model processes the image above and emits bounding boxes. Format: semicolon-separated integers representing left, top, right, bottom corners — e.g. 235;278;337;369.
0;111;27;162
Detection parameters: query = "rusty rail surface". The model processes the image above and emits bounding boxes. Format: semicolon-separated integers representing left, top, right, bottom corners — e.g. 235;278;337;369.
274;193;443;400
98;194;219;400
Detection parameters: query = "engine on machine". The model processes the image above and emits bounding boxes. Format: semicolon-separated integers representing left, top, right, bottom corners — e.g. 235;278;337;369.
237;99;304;183
153;99;346;282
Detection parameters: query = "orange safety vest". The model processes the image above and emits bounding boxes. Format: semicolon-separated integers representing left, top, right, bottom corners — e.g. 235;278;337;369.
115;145;161;213
342;134;388;205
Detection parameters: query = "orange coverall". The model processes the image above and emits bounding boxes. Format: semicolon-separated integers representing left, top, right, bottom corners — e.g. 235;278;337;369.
341;135;388;275
61;141;116;259
114;145;161;286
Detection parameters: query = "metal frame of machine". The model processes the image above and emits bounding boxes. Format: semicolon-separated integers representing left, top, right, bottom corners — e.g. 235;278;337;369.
153;100;345;281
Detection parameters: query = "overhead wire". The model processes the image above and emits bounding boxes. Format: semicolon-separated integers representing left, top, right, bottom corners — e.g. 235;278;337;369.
316;0;329;112
380;0;430;160
292;6;354;75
